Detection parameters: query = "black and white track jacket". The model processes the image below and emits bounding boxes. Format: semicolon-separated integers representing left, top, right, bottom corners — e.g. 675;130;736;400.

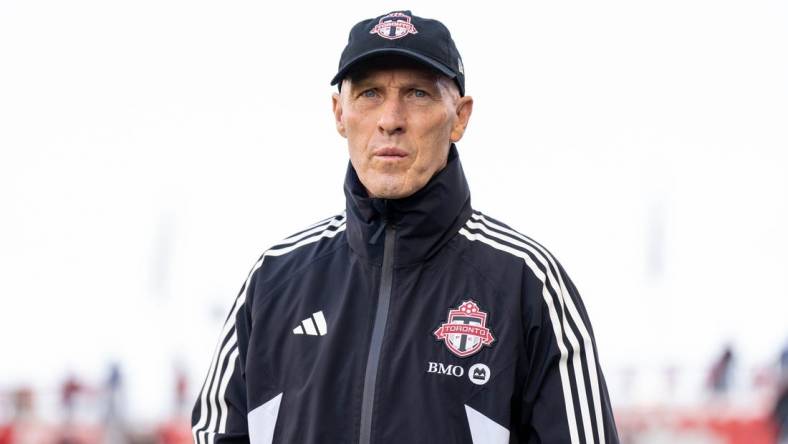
192;145;619;444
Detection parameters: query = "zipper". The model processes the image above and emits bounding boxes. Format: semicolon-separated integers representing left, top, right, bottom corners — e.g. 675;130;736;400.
359;224;396;444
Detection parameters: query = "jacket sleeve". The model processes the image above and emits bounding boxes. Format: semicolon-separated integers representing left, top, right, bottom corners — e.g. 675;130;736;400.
518;258;619;444
192;267;257;444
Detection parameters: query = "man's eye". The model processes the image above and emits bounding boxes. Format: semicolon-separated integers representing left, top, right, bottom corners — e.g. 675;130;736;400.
413;89;428;97
361;89;377;98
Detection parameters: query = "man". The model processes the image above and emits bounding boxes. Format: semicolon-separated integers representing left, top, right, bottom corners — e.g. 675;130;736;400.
192;10;619;444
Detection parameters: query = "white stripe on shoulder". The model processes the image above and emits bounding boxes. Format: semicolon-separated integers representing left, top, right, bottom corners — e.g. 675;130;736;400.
267;222;346;257
469;212;606;444
459;226;581;444
193;216;345;444
277;212;346;245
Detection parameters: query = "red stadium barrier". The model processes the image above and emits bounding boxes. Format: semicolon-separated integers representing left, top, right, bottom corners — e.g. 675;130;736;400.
617;406;778;444
0;425;13;444
156;420;191;444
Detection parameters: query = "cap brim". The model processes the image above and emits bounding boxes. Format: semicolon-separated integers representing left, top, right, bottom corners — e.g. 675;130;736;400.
330;48;456;86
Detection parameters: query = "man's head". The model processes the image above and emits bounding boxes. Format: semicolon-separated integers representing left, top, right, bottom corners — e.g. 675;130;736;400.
330;11;473;199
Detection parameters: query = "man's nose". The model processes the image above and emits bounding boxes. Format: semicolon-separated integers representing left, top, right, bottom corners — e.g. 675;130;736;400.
377;97;406;135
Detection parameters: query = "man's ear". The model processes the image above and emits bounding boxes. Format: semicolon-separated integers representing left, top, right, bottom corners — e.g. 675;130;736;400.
450;95;473;143
332;92;346;138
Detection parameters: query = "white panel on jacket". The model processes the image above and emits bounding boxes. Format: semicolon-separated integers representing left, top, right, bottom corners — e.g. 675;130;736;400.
248;393;283;444
465;404;510;444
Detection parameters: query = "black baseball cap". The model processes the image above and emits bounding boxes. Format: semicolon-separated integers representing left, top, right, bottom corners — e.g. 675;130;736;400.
330;11;465;96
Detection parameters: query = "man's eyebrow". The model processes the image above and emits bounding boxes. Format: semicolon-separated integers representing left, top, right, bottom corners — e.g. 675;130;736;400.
401;79;441;90
400;78;445;98
349;78;375;89
349;76;442;92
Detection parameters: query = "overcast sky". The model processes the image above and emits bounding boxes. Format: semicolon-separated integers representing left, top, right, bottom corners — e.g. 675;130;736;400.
1;0;787;421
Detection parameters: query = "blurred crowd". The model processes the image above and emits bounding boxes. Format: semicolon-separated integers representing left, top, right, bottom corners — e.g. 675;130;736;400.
615;342;788;444
0;364;190;444
1;342;787;444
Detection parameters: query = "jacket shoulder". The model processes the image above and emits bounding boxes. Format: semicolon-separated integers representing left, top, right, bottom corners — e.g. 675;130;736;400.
457;210;563;281
249;212;347;287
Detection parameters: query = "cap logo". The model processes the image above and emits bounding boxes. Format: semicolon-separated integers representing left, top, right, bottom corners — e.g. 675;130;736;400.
434;300;495;358
369;12;418;40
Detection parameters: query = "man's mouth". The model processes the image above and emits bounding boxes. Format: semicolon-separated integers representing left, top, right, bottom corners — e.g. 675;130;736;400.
373;147;408;158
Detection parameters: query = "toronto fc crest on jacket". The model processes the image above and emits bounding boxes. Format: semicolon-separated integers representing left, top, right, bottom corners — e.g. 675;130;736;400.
192;145;620;443
434;300;495;358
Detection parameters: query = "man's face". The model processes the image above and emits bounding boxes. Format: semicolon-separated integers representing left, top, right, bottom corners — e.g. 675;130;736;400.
332;65;473;199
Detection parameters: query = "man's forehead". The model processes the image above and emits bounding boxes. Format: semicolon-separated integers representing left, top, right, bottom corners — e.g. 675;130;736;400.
350;67;441;87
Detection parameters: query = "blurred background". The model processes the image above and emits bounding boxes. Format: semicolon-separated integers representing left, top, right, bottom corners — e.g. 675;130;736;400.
1;1;787;443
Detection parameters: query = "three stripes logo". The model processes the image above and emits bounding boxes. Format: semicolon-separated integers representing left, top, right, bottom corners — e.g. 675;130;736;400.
292;311;328;336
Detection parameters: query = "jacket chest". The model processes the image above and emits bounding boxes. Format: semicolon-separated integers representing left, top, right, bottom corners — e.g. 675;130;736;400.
246;257;521;411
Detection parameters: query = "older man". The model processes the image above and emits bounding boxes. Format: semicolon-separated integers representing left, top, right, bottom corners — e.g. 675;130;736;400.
192;10;619;444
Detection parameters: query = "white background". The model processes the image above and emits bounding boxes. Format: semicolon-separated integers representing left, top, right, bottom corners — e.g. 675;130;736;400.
1;0;787;421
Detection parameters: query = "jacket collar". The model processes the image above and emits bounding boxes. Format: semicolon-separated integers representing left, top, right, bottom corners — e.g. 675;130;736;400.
344;144;472;267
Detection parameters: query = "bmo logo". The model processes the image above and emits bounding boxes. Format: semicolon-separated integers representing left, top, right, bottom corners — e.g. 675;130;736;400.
426;362;491;385
468;363;491;385
427;361;464;377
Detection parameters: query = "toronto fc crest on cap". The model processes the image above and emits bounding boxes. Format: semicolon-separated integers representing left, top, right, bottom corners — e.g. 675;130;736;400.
369;12;418;40
434;300;495;358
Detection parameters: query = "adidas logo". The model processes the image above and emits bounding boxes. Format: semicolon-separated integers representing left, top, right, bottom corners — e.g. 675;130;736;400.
292;311;328;336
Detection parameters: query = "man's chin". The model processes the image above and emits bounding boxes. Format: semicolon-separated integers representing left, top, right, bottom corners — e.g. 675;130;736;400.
364;178;413;199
